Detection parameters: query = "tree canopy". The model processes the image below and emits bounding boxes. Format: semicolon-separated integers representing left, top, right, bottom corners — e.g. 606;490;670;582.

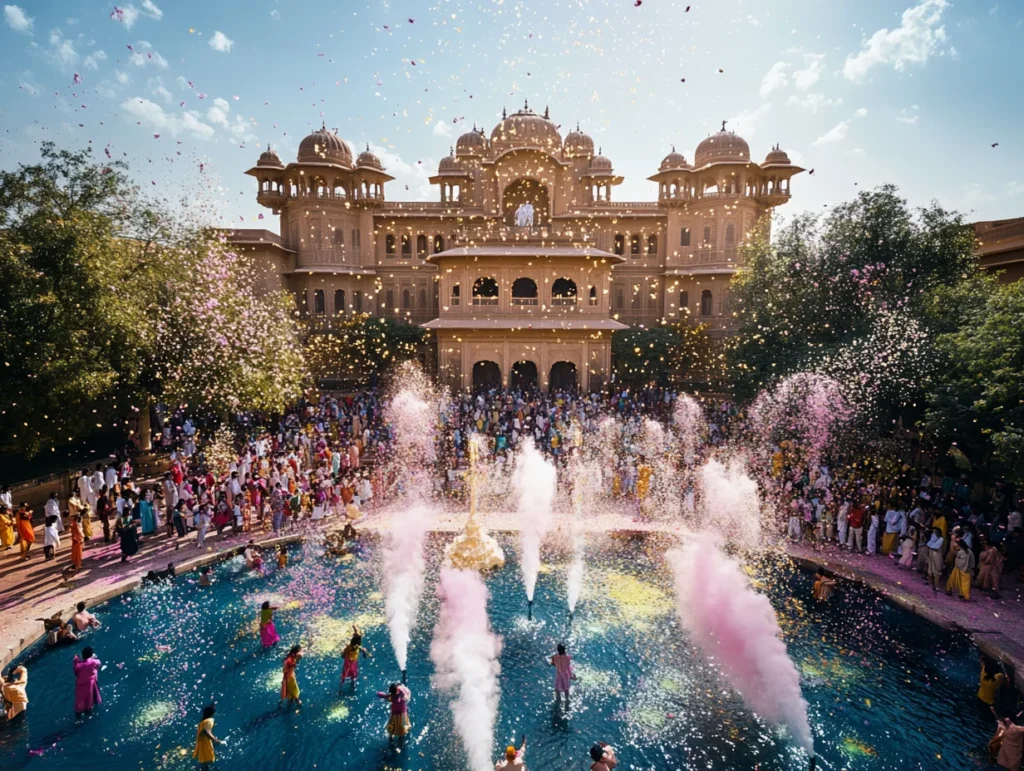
305;314;427;387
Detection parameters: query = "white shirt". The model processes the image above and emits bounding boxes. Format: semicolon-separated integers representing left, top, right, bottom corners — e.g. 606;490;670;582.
77;476;92;501
91;471;105;495
105;468;118;490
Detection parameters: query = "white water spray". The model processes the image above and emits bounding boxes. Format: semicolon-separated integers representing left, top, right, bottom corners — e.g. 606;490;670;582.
513;438;557;602
383;502;433;671
668;536;814;755
430;568;503;771
699;458;762;549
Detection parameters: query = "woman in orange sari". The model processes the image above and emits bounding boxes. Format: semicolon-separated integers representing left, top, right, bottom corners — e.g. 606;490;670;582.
70;513;84;571
16;505;35;561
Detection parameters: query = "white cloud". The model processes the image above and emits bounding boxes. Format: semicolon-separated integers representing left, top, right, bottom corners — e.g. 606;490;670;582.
4;4;32;33
847;147;866;156
270;9;280;20
432;120;453;138
897;105;920;124
129;40;168;68
786;92;841;113
18;70;40;96
793;53;825;90
115;69;130;84
370;143;433;200
148;76;172;103
726;103;772;137
141;0;163;20
121;96;216;139
759;61;790;98
38;28;79;69
96;81;117;99
855;107;868;118
843;0;950;82
208;31;234;53
206;96;231;127
1007;181;1024;196
83;50;107;70
204;96;258;144
812;120;850;145
112;4;140;29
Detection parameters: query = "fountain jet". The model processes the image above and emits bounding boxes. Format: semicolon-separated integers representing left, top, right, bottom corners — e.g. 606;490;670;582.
514;439;557;603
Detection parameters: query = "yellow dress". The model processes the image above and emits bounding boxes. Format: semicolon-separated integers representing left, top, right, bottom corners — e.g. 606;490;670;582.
3;667;28;719
193;717;215;763
636;466;652;501
0;512;14;548
978;665;1005;705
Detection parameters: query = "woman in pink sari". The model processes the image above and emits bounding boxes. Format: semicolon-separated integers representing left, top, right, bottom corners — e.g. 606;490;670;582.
73;647;101;714
259;602;280;648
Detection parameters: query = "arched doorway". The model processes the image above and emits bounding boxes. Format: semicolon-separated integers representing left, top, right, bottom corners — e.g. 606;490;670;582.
549;361;577;391
472;360;502;390
503;178;550;226
510;360;538;391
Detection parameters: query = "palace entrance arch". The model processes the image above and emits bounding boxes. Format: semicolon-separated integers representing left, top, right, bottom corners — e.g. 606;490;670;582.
510;360;539;391
472;360;502;390
502;178;550;226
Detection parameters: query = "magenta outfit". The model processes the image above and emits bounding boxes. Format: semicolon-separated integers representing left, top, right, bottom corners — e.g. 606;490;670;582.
342;659;359;681
73;655;102;713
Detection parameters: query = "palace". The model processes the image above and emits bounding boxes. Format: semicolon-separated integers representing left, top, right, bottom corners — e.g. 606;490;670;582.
231;102;802;390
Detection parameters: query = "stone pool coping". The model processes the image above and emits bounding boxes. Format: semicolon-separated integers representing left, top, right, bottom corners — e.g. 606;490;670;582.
3;514;1023;695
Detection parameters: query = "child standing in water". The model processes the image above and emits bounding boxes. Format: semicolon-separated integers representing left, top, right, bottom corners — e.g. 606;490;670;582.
277;545;288;570
340;626;373;688
549;643;575;704
376;682;411;741
280;645;302;708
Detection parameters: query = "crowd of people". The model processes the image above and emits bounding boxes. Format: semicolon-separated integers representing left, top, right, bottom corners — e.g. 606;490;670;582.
2;385;1023;769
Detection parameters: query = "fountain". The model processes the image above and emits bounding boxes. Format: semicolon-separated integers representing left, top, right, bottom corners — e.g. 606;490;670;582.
445;434;505;571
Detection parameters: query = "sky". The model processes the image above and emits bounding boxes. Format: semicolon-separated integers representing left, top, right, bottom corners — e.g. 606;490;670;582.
1;0;1022;232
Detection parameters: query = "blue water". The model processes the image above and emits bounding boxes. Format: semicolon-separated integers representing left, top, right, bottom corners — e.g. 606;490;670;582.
0;532;995;770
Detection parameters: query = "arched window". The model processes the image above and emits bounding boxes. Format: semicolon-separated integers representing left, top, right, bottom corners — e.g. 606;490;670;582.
613;234;625;255
725;222;736;246
385;289;395;314
333;227;344;246
313;289;325;315
551;277;578;306
630;234;641;255
588;285;598;306
700;289;713;316
401;234;412;256
511;277;539;306
416;234;428;257
450;282;461;306
418;288;427;310
615;289;624;310
679;291;689;315
472;277;499;306
353;290;363;313
680;228;691;247
402;289;411;310
385;234;396;256
703;225;712;245
433;234;445;253
647;234;658;255
352;229;361;250
334;289;346;315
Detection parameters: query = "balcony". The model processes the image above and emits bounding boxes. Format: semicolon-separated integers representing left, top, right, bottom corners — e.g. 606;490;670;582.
471;297;499;306
666;248;742;272
511;297;539;306
551;297;578;307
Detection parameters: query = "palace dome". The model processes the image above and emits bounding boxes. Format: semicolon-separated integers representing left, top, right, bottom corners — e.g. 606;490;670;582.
563;122;595;158
455;125;487;156
490;101;562;152
256;145;283;168
355;144;384;170
659;146;691;171
694;123;750;167
297;124;352;165
588;149;613;174
438;149;462;174
763;144;792;166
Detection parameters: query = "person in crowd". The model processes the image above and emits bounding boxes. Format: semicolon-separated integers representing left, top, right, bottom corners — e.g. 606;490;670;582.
376;682;412;741
193;703;227;768
259;601;280;649
72;601;101;632
946;540;976;601
340;626;373;688
1;666;29;720
16;504;35;561
72;646;102;715
590;743;619;771
549;643;575;705
280;645;303;708
0;504;14;551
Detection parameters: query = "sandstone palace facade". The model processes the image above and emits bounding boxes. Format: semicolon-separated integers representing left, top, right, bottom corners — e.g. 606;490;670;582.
230;102;802;391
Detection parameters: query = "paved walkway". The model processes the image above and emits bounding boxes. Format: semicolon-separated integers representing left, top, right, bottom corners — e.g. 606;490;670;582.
3;509;1023;690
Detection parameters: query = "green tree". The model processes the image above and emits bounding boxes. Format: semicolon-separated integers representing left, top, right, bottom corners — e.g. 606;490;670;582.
923;280;1024;479
728;185;977;419
612;322;719;388
306;314;427;386
0;142;305;457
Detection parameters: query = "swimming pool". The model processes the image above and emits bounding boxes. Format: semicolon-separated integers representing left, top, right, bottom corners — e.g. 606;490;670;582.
0;532;994;770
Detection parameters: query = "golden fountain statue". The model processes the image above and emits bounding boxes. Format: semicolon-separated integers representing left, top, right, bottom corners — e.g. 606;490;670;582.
445;435;505;571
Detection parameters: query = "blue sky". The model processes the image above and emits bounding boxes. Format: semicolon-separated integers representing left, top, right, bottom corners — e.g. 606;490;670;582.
1;0;1021;230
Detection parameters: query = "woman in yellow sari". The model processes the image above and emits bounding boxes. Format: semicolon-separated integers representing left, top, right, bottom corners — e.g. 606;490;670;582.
946;541;975;600
193;703;226;767
0;506;14;550
280;645;303;708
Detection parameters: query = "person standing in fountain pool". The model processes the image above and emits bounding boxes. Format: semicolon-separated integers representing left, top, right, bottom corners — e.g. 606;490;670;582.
280;645;302;708
340;627;373;688
259;602;280;648
193;703;226;768
72;647;101;715
549;643;575;704
589;742;618;771
495;736;527;769
2;666;28;720
376;682;411;740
